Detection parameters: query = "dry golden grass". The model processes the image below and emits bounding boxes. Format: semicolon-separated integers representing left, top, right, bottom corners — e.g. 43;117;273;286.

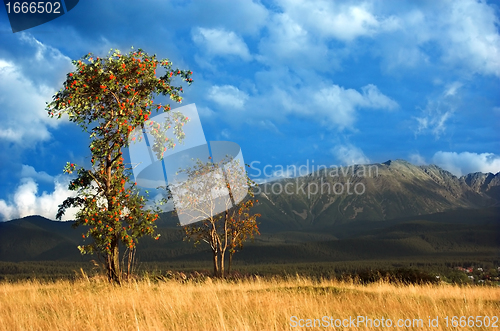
0;275;498;331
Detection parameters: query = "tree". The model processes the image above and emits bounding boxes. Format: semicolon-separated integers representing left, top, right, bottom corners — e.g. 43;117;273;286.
47;48;193;283
178;158;260;278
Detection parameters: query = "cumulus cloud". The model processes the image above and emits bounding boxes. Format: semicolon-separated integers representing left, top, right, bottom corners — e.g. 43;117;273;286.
0;34;72;147
275;0;399;41
431;151;500;176
0;175;78;222
207;85;249;110
257;0;500;77
382;0;500;76
258;13;311;59
20;165;53;183
442;0;500;77
0;59;56;145
256;12;341;71
331;144;370;165
192;27;252;61
244;80;397;130
301;84;397;129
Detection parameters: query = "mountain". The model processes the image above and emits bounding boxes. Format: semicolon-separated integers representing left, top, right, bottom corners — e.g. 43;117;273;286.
461;171;500;201
0;216;86;261
254;160;499;231
1;207;498;264
0;160;498;265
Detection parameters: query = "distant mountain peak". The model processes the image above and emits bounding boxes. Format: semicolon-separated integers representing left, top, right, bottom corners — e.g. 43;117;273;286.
255;158;500;227
381;159;415;168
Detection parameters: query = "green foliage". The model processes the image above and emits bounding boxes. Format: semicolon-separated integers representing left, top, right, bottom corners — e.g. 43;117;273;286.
46;48;193;282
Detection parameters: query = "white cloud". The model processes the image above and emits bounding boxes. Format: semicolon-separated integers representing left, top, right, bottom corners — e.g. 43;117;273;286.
431;151;500;177
414;109;452;138
0;35;72;147
207;85;249;110
0;59;56;145
414;83;461;138
0;175;79;222
444;81;463;97
308;84;397;129
20;165;53;183
276;0;400;41
443;0;500;77
16;33;73;87
258;13;309;57
331;144;370;165
383;0;500;76
313;85;365;128
256;13;341;71
192;27;252;61
243;78;397;130
360;84;399;109
409;153;426;166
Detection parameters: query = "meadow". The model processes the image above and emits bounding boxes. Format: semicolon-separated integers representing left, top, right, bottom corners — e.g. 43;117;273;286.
0;275;498;331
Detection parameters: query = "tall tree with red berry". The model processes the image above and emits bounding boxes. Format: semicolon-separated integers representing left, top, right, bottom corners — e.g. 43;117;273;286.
47;48;193;283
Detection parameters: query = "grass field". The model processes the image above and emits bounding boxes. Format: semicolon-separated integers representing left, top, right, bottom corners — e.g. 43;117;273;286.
0;275;498;331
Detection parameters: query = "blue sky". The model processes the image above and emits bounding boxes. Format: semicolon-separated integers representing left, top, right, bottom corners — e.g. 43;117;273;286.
0;0;499;221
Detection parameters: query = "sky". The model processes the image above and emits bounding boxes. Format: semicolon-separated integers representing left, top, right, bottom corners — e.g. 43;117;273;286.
0;0;499;221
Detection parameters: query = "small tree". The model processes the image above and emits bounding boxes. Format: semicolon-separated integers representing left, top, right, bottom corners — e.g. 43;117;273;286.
47;48;193;283
178;158;260;278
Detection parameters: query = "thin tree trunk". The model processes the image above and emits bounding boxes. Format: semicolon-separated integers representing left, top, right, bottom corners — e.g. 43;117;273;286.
228;252;233;275
110;236;121;284
126;248;135;281
213;249;219;277
220;250;225;278
219;210;228;278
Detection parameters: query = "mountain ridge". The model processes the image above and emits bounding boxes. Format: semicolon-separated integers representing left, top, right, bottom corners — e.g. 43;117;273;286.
254;159;499;231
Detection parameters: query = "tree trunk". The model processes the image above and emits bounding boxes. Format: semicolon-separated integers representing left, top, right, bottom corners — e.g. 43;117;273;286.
126;248;135;281
228;252;233;275
220;250;225;279
104;144;121;284
109;236;121;284
213;249;219;277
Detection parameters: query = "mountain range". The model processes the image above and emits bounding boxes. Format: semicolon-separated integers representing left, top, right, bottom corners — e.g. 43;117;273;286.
0;160;499;265
254;159;499;231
